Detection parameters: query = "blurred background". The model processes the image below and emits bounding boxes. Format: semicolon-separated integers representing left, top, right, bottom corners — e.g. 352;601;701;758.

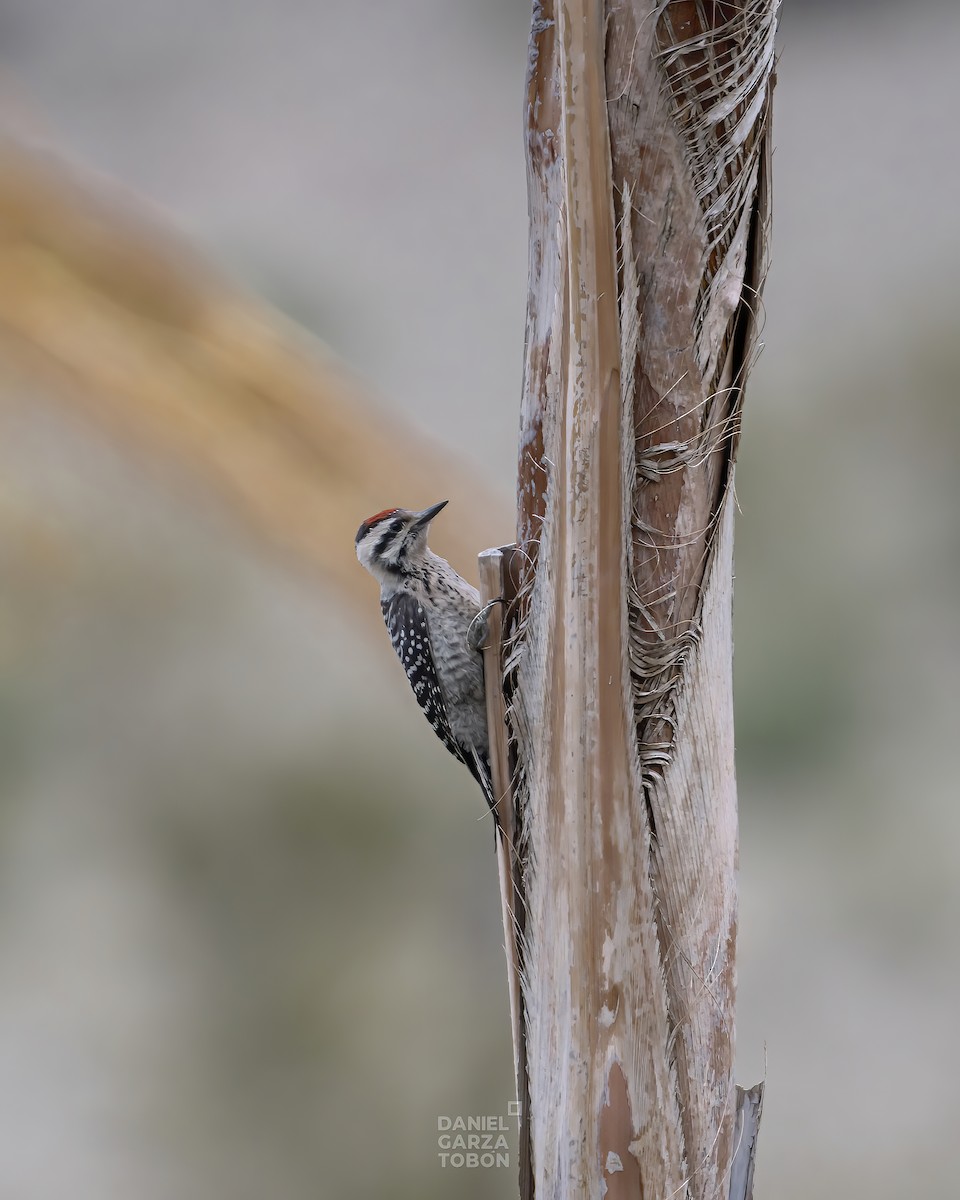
0;1;958;1197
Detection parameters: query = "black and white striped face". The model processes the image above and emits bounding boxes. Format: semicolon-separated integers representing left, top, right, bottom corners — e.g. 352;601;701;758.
355;500;448;582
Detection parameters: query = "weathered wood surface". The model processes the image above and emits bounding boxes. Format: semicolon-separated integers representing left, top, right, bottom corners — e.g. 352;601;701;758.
478;544;533;1197
730;1083;765;1200
505;1;777;1196
478;546;524;1083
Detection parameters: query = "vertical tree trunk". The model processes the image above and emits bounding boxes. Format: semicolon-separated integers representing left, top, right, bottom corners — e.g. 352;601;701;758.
494;2;778;1196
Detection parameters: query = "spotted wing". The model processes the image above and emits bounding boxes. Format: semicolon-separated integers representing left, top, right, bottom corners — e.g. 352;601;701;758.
382;591;500;833
381;590;464;765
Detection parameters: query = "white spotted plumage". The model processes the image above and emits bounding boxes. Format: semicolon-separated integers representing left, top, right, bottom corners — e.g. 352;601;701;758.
356;501;496;825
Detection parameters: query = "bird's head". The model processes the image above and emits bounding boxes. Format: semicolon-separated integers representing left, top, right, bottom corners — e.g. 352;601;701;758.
355;500;448;581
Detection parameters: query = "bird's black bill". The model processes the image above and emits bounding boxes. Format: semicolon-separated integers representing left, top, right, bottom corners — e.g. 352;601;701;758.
412;500;449;528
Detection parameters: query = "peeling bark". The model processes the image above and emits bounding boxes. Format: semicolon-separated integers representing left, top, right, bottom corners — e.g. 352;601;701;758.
498;2;778;1196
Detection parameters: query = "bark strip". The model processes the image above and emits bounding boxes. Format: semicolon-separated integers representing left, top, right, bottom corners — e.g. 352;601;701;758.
506;2;778;1196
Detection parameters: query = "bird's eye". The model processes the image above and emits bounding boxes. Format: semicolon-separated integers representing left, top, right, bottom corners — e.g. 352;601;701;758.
390;520;404;533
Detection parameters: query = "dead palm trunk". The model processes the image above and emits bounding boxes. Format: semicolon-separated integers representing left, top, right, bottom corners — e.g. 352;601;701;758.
483;2;778;1197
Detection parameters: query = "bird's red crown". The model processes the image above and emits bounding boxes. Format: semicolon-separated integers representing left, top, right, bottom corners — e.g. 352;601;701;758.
360;507;400;530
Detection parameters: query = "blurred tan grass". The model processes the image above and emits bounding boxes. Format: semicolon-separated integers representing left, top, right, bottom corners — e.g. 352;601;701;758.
0;135;509;606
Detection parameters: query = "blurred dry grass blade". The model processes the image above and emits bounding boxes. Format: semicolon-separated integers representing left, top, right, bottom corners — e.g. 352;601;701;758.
507;1;777;1197
0;134;508;607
